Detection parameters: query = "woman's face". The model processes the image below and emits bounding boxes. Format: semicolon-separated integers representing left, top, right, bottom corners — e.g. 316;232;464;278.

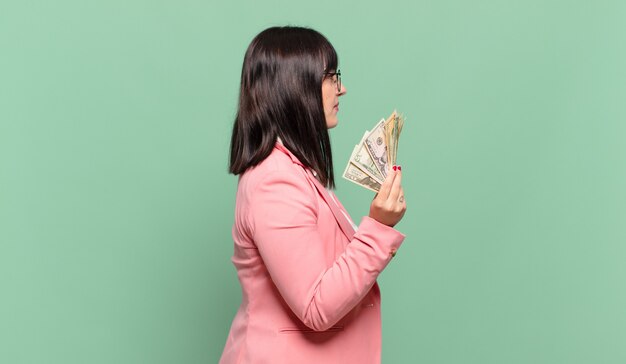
322;70;346;129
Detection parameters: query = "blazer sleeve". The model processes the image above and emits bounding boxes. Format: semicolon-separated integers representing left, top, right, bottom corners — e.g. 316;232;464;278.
248;168;405;331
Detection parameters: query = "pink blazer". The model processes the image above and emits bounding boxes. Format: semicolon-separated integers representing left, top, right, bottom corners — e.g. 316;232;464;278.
220;143;405;364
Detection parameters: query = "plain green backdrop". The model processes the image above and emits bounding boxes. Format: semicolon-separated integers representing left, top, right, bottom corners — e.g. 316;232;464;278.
1;0;625;363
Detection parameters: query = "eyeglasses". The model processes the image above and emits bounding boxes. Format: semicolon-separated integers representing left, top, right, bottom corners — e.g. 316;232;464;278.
323;69;342;92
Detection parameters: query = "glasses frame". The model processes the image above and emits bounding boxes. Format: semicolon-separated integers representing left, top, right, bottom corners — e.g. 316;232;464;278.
323;69;342;92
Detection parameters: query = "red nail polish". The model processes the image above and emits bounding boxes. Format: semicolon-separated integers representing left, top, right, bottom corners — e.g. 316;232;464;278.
392;165;397;171
398;166;402;171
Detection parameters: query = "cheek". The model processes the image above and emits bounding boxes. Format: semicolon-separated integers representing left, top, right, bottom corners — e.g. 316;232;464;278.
325;99;333;111
322;85;334;108
323;99;332;114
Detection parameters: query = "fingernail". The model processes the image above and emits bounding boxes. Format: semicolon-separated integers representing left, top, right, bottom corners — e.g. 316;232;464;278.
392;165;397;171
398;165;402;171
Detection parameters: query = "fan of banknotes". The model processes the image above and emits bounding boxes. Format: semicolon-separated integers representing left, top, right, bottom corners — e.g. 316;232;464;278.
342;110;404;192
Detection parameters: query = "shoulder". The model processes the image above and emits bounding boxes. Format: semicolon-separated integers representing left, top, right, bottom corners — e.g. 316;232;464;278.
237;146;317;204
235;146;320;235
242;147;302;185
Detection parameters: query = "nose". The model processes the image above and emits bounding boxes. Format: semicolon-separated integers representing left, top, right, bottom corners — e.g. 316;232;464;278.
338;83;347;95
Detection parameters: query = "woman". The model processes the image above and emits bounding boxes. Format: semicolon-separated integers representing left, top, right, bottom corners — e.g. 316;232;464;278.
220;26;407;364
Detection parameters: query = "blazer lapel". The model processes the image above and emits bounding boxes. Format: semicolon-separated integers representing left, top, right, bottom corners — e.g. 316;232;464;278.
305;169;356;240
274;143;356;240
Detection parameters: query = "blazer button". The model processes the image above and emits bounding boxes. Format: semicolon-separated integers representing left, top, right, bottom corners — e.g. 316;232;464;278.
390;249;397;258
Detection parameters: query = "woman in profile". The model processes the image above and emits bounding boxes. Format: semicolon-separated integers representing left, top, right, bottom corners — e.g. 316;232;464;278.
220;26;407;364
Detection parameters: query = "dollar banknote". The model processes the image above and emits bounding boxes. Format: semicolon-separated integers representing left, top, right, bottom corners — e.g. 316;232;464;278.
384;111;404;168
364;118;389;179
343;110;404;192
342;161;382;192
351;131;384;184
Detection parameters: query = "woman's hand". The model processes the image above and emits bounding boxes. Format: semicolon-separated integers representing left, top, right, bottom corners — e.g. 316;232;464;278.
369;166;406;227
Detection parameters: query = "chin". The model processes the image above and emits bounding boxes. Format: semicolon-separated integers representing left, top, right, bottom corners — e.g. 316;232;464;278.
326;119;338;129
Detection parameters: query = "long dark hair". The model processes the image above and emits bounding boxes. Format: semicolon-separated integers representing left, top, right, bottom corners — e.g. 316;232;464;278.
229;26;338;188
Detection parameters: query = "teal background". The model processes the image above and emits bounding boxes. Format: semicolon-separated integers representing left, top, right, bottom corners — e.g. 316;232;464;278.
1;0;625;363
